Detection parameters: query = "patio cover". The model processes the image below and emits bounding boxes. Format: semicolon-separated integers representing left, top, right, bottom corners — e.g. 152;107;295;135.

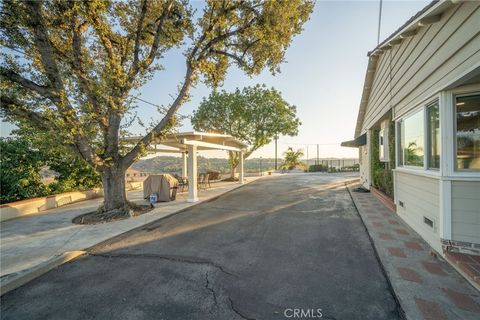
125;131;248;203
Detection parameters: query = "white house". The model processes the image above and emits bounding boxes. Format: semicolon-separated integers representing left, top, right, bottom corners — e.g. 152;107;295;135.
343;0;480;262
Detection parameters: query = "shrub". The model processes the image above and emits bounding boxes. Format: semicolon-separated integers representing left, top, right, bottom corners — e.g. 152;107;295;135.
374;168;394;198
0;138;49;203
308;164;328;172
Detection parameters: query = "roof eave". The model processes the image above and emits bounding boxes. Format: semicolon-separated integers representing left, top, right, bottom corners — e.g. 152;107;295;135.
353;0;452;138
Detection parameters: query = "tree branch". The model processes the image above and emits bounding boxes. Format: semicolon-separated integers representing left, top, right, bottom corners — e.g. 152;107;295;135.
21;1;96;165
190;1;251;62
121;64;194;167
70;12;107;130
196;24;251;61
127;1;172;85
0;95;84;159
24;1;65;93
0;67;52;97
131;0;149;74
210;49;248;68
83;1;122;77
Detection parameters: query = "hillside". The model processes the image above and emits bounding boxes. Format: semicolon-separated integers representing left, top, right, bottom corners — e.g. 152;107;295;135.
132;156;276;174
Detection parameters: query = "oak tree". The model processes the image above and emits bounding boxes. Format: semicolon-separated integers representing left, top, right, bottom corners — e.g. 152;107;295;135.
191;84;300;178
1;0;313;217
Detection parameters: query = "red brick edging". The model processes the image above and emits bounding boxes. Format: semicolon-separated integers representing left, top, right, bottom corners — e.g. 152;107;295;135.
370;187;396;212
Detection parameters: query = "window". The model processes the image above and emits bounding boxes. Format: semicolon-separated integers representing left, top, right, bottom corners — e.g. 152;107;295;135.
455;94;480;170
399;109;424;167
379;128;389;162
427;102;440;169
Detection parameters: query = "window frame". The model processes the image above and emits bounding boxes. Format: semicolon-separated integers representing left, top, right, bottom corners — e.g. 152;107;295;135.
397;106;426;170
395;96;441;176
379;127;389;162
453;91;480;172
426;100;440;171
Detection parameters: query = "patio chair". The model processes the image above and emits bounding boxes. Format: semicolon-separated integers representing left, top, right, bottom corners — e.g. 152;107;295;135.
206;170;220;183
198;173;210;190
174;174;188;192
207;174;212;188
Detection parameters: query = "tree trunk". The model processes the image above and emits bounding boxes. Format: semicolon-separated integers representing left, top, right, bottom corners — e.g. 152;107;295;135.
100;166;130;218
229;151;239;180
230;164;237;179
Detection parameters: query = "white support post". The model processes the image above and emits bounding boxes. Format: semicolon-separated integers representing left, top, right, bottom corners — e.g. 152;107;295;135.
239;152;244;184
182;152;188;177
439;91;453;241
187;145;198;202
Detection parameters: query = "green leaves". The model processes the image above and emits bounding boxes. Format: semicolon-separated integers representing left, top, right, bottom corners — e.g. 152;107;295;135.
0;125;102;204
1;0;312;205
281;147;304;170
0;137;48;203
194;0;314;85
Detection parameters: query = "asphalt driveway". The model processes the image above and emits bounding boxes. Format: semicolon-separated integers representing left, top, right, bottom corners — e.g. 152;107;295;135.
1;173;401;320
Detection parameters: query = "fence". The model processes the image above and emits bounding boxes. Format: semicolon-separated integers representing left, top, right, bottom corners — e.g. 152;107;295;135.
308;158;359;173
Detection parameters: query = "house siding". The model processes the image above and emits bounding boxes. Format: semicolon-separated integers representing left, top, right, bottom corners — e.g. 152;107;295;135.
361;1;480;132
395;171;441;252
359;144;369;189
451;181;480;244
353;1;480;254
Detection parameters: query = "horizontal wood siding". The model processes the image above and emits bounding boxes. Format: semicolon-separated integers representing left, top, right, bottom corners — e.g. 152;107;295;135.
362;1;480;131
395;171;441;252
451;181;480;244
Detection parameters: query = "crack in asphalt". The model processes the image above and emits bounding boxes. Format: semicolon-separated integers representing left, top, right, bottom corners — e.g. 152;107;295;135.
90;252;236;277
228;296;256;320
93;253;257;320
204;271;218;314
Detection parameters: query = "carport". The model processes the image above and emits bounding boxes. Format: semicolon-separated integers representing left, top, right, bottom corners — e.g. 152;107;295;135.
128;131;248;203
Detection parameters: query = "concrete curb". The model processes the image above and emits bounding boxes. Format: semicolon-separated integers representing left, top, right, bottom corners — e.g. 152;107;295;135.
0;251;86;296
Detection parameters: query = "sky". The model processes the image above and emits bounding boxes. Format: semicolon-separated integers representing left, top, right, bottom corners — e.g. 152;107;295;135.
1;0;431;160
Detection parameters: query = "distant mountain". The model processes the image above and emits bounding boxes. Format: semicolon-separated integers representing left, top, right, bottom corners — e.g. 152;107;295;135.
132;156;276;174
132;156;359;174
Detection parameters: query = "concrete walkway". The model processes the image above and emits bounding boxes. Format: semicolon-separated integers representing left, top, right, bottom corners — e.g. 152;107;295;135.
0;177;260;280
347;182;480;320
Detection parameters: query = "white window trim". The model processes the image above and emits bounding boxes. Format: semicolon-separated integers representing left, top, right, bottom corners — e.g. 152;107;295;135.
393;86;480;243
396;104;428;171
379;128;389;162
425;100;441;172
444;89;480;178
393;167;441;179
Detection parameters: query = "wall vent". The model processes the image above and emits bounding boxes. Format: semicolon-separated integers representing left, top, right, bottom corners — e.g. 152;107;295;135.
399;201;404;208
423;216;434;229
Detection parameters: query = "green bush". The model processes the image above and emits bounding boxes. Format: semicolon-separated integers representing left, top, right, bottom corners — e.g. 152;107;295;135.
0;138;49;203
308;164;328;172
374;168;394;198
0;134;102;204
370;123;395;199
